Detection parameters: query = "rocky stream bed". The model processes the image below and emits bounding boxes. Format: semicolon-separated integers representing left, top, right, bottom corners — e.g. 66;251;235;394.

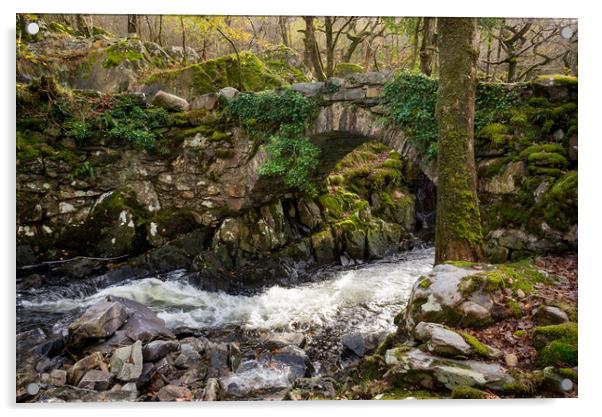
17;247;437;402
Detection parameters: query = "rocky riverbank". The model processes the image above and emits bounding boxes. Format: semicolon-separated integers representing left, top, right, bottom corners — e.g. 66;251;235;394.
16;250;577;402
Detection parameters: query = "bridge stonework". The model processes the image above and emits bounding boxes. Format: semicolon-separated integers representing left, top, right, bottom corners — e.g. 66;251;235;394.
244;72;436;207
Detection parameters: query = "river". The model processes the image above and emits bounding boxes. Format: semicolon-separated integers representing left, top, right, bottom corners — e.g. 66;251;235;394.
17;246;434;399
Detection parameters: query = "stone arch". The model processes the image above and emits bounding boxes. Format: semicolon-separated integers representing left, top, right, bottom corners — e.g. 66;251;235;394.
244;102;436;207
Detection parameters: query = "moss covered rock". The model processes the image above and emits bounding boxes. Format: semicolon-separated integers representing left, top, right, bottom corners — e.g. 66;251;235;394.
144;51;306;100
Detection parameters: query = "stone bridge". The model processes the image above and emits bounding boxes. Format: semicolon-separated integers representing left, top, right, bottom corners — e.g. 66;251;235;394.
238;72;436;207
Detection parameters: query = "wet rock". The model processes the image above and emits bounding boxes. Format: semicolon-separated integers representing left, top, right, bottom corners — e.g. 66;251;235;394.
59;258;103;279
77;369;113;391
85;330;130;355
110;340;143;382
107;296;175;343
174;344;202;369
142;340;180;362
222;360;290;399
157;384;193;402
311;229;336;265
67;352;106;386
17;273;45;290
341;333;367;357
366;221;402;259
384;348;514;392
207;342;229;376
413;322;473;357
534;306;569;326
67;301;127;349
262;345;311;379
262;332;306;350
151;90;189;111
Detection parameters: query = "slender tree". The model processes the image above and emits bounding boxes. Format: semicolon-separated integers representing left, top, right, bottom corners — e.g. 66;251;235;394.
127;14;138;35
419;17;436;76
302;16;326;81
434;17;484;264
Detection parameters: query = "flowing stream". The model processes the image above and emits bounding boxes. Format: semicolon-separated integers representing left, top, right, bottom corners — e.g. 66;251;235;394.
17;246;435;398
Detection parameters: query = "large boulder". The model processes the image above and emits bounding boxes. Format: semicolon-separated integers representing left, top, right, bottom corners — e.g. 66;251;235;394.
384;348;514;392
68;301;128;349
107;296;175;343
403;264;495;331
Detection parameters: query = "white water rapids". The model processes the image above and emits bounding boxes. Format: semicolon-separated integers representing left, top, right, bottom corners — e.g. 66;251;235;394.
18;247;435;398
19;247;434;335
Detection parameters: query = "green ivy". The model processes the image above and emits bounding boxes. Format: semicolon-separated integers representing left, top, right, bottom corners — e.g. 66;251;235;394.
96;96;168;150
382;71;438;159
382;71;523;160
227;89;321;195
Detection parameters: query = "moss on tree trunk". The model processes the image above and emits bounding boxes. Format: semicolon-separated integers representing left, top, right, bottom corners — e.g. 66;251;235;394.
434;18;484;264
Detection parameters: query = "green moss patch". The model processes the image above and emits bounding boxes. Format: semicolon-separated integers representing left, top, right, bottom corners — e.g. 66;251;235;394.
103;40;145;68
450;386;490;399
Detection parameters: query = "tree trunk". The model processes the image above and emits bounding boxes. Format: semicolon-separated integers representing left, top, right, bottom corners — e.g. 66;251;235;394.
419;17;436;76
75;14;92;37
278;16;290;47
158;15;163;46
409;18;422;70
434;17;484;264
127;15;137;34
303;17;326;81
180;16;187;63
324;17;335;77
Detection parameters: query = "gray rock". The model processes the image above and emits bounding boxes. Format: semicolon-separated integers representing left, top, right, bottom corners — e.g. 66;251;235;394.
40;386;137;402
190;93;219;110
207;342;230;376
347;71;393;86
203;378;221;401
384;348;514;392
297;199;322;230
263;332;306;350
311;229;336;265
341;333;371;357
107;296;175;343
174;345;201;369
217;87;239;101
68;301;127;348
67;352;106;386
40;369;67;386
142;340;180;362
534;306;569;325
263;345;310;379
403;264;495;330
413;322;473;357
110;340;143;382
291;82;324;97
77;369;113;391
157;384;193;401
151;90;189;111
